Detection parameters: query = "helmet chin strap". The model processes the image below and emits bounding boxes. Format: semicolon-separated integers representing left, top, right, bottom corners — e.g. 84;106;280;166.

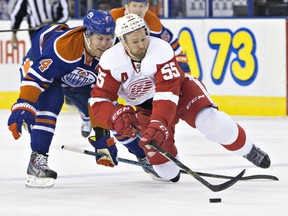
120;38;139;61
83;33;94;56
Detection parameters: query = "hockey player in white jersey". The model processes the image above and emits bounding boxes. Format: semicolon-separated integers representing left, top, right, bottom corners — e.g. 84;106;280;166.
89;14;271;182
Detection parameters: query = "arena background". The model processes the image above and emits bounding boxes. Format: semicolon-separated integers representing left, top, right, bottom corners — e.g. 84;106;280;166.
0;2;287;116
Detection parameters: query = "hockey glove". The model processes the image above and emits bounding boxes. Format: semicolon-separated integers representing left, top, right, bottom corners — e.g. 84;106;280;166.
111;105;140;137
88;135;118;167
139;120;169;149
8;98;37;140
176;54;190;73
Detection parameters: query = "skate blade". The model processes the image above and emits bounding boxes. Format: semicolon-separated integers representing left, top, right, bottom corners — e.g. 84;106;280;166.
142;168;171;182
149;173;171;182
25;175;55;188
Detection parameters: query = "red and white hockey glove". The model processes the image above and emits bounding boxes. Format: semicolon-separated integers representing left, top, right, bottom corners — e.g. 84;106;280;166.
139;120;169;149
111;105;140;137
7;98;37;140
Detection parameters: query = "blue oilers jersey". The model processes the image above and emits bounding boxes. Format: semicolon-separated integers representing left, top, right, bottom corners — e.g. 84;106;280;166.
19;24;99;103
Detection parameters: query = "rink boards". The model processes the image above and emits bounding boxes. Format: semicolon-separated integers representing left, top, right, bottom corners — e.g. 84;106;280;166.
0;18;287;116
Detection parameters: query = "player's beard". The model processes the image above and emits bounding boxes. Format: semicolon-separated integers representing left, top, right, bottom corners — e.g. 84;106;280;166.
132;48;147;60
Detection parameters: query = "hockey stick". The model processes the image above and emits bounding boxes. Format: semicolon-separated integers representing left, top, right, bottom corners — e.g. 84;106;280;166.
62;145;153;169
143;140;245;192
0;22;66;33
0;27;39;33
180;170;278;181
62;145;278;181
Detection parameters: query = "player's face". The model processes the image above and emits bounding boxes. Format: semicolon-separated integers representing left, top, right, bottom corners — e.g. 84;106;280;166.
127;2;148;18
125;28;148;61
88;33;114;58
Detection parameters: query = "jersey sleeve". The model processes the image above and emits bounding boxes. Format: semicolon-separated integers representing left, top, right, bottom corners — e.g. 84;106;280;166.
89;66;121;129
19;26;84;103
109;7;125;22
151;55;183;127
144;10;162;33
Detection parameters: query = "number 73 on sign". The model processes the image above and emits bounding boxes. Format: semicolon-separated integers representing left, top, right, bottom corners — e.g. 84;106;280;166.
179;27;258;86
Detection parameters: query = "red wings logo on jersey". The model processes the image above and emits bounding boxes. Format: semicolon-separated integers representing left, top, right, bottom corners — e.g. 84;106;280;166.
123;77;154;100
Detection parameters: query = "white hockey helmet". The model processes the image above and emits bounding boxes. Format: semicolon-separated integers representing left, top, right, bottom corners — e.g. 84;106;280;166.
115;14;149;42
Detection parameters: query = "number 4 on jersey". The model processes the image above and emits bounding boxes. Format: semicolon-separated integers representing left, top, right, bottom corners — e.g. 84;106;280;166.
38;59;53;72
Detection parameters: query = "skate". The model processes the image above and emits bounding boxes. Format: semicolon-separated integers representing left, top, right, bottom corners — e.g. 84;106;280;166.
81;119;92;137
137;156;171;182
26;152;57;188
244;144;271;168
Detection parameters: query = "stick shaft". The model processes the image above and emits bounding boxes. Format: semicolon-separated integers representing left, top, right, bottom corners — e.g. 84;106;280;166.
0;22;66;33
0;28;37;33
61;145;152;169
61;145;278;181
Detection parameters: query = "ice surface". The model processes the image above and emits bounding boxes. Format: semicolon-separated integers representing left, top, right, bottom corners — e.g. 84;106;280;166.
0;110;287;216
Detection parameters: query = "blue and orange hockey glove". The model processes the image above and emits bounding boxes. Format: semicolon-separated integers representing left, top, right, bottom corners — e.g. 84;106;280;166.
8;98;37;139
88;135;118;167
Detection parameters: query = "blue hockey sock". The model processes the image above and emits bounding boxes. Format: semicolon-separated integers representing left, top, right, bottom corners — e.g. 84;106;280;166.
114;134;146;158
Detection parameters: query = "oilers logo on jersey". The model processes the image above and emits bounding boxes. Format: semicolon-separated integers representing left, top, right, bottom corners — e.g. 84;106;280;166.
61;67;97;87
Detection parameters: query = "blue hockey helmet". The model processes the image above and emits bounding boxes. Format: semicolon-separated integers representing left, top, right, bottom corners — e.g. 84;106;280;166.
83;9;115;35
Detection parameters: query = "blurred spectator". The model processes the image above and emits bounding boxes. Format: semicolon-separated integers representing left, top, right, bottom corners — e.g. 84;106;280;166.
68;0;75;17
0;0;9;19
68;0;117;17
148;0;163;17
171;0;185;17
79;0;88;17
95;0;111;10
99;0;122;10
254;0;288;16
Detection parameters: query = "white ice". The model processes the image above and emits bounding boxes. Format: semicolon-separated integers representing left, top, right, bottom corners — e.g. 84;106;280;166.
0;110;287;216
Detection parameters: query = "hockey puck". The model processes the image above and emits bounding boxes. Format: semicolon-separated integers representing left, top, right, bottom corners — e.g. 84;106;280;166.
209;198;221;203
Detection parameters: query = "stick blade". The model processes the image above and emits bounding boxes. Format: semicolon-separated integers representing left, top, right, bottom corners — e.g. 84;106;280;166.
210;169;246;192
241;174;279;181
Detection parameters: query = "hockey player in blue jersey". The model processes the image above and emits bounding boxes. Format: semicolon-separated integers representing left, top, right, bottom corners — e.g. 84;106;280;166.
7;9;148;188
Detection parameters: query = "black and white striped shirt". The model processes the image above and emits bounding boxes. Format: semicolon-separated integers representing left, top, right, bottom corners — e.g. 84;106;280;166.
10;0;70;30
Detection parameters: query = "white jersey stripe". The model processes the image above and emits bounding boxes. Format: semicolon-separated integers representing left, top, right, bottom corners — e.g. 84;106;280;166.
29;68;53;83
89;97;112;106
33;125;55;134
154;92;179;105
20;80;45;92
37;111;58;118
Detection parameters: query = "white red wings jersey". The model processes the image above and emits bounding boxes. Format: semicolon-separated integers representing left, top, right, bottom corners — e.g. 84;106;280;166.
90;37;185;129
